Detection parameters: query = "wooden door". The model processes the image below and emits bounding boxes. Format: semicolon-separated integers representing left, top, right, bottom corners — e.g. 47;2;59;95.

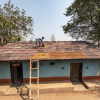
70;63;82;82
10;62;23;84
10;63;14;84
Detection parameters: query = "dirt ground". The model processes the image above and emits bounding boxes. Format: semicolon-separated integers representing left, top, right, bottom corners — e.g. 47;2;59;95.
0;92;100;100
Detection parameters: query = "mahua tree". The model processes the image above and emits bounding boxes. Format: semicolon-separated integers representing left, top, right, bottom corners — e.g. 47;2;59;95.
63;0;100;46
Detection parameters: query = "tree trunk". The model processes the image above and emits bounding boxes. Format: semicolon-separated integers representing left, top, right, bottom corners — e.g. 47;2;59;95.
98;39;99;47
0;38;1;46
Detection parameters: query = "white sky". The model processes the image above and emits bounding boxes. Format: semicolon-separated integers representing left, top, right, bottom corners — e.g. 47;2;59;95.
0;0;76;41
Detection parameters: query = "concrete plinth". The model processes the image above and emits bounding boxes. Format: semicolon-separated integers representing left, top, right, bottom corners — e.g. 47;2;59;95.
19;81;74;95
2;80;100;96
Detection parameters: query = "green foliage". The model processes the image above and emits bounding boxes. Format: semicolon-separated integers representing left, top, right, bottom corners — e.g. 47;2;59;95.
0;0;34;46
63;0;100;46
5;32;26;43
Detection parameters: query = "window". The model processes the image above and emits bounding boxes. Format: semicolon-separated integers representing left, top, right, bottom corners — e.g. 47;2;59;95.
32;62;36;68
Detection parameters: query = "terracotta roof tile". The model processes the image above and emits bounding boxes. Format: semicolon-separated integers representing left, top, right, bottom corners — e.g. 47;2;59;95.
18;57;30;60
0;41;100;61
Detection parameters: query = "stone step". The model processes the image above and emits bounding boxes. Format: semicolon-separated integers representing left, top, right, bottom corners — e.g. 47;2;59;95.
72;82;88;91
5;87;19;95
5;85;21;96
0;85;10;96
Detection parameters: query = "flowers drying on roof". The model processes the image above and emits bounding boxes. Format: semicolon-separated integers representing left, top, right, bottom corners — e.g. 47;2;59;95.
31;51;87;60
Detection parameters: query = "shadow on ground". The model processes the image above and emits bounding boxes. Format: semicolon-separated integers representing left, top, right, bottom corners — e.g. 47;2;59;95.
20;94;29;100
19;84;29;100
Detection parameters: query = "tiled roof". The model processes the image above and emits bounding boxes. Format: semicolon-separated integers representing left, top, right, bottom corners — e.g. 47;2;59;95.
0;41;100;61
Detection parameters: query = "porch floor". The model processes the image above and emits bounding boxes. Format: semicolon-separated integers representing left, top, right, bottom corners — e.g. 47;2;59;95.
24;80;73;89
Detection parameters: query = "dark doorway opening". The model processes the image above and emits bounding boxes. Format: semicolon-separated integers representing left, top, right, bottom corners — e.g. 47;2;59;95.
70;63;82;82
10;62;23;85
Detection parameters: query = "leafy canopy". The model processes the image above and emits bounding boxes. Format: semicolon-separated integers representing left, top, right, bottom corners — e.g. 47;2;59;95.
0;0;34;45
63;0;100;46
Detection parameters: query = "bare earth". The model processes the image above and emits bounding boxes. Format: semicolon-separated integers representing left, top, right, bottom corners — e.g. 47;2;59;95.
0;92;100;100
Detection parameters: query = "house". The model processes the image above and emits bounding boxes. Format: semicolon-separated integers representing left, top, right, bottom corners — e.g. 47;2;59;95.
0;41;100;85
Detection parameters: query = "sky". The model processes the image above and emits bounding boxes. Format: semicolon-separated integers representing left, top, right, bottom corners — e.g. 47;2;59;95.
0;0;75;41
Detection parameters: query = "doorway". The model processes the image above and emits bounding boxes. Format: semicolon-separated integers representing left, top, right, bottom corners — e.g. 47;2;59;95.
70;63;82;82
10;62;23;84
